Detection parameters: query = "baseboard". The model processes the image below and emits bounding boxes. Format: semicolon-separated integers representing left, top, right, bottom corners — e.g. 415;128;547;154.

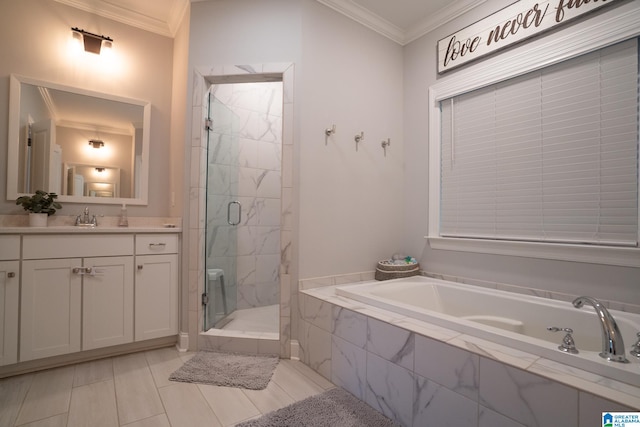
176;332;189;352
0;336;177;379
290;339;300;360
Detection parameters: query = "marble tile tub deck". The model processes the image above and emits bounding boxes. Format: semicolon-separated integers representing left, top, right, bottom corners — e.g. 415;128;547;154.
300;285;640;427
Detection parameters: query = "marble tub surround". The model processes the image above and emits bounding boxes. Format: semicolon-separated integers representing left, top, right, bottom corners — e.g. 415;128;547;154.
0;214;182;230
299;285;639;427
336;276;640;385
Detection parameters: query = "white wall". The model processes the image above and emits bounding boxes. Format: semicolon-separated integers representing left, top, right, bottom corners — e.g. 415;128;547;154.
403;0;640;306
170;5;190;219
299;2;405;279
0;0;175;216
186;0;405;281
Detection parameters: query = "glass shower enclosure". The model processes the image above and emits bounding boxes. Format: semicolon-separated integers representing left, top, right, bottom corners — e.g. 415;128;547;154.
203;93;240;330
203;80;283;334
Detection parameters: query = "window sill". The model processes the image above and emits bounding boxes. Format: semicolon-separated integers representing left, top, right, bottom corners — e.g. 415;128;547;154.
426;236;640;268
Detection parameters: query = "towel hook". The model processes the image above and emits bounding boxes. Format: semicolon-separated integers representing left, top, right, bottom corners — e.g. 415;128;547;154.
324;124;336;145
381;138;391;156
354;131;364;151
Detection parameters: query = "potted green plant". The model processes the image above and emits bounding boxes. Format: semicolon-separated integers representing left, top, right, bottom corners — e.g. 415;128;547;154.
16;190;62;226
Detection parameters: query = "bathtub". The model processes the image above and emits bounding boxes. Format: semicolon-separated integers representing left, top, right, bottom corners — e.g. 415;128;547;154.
336;276;640;386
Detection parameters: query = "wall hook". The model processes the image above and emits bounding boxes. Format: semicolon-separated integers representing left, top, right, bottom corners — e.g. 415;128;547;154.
324;124;336;145
381;138;391;156
354;131;364;151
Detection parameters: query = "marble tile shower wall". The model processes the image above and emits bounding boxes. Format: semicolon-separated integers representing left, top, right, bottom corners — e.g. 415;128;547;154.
207;82;283;310
298;293;634;427
190;63;294;357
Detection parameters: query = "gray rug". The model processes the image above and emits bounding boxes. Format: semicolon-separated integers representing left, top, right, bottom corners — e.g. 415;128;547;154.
168;351;279;390
236;387;400;427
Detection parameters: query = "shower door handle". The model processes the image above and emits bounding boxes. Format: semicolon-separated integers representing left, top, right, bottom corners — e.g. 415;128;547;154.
227;200;241;226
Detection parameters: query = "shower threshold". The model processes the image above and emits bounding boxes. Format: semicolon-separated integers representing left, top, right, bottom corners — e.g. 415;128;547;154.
203;304;279;340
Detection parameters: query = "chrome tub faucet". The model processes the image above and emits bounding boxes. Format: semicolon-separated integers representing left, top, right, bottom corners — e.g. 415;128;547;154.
572;296;628;363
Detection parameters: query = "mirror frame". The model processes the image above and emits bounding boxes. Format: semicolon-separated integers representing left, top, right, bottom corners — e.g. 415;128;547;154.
7;74;150;205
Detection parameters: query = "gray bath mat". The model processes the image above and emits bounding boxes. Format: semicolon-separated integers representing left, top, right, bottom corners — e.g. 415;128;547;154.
168;351;279;390
236;387;400;427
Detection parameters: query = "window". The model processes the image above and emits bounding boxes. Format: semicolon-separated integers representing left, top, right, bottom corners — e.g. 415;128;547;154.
427;10;640;267
439;39;638;247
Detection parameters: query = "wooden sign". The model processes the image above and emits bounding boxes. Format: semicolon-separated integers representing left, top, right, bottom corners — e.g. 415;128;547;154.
437;0;620;73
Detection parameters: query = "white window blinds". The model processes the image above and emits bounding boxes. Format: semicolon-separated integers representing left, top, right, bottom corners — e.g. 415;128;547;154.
440;38;639;247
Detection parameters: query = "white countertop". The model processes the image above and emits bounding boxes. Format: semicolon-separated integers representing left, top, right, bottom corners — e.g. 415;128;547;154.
0;226;181;234
0;215;182;233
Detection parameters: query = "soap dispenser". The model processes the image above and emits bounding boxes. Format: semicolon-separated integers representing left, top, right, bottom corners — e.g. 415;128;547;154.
118;204;129;227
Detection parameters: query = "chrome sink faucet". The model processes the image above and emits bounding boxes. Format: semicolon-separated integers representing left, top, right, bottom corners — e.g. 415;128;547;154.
572;296;628;363
75;207;98;227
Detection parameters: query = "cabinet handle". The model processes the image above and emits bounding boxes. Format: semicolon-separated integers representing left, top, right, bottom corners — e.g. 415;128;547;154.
7;272;15;278
148;243;166;248
90;268;105;276
138;265;143;270
72;267;93;275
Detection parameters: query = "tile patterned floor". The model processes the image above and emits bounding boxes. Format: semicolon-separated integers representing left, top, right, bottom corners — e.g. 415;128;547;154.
0;346;335;427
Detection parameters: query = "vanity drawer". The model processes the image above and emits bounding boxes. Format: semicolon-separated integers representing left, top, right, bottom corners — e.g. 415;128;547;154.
135;234;178;255
0;236;20;260
23;235;134;259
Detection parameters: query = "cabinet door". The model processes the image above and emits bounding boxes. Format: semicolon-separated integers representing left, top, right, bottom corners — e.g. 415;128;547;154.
21;259;82;361
83;256;134;350
135;254;178;341
0;261;19;366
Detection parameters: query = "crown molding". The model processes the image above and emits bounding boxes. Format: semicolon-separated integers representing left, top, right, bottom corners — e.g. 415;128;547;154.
316;0;486;45
315;0;405;44
404;0;487;45
38;87;59;122
166;0;190;37
53;0;189;38
55;0;481;43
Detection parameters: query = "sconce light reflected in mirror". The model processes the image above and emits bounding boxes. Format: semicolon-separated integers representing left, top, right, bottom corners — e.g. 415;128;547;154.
95;167;106;172
71;27;113;55
89;139;105;149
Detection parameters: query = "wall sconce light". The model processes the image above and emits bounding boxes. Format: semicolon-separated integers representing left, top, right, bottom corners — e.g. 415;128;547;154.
89;139;105;149
72;27;113;55
95;167;106;172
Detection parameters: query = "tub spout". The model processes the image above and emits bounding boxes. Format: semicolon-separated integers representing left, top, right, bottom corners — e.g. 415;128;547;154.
572;296;628;363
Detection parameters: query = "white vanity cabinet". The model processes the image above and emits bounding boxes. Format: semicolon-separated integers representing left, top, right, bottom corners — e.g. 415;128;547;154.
82;255;134;350
20;235;134;361
134;234;179;341
0;236;20;366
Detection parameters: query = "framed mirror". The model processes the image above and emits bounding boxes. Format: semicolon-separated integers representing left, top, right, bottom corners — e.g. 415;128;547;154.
7;74;150;205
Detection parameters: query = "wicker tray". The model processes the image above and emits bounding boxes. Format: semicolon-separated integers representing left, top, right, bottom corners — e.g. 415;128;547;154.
375;260;420;281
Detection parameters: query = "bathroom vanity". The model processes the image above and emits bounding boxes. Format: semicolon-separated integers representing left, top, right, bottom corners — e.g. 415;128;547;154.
0;227;180;376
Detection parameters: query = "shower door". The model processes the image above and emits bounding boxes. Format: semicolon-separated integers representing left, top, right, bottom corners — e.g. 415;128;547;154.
204;92;240;330
204;81;283;334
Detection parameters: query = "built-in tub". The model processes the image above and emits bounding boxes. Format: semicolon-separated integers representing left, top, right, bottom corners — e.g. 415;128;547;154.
336;276;640;386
